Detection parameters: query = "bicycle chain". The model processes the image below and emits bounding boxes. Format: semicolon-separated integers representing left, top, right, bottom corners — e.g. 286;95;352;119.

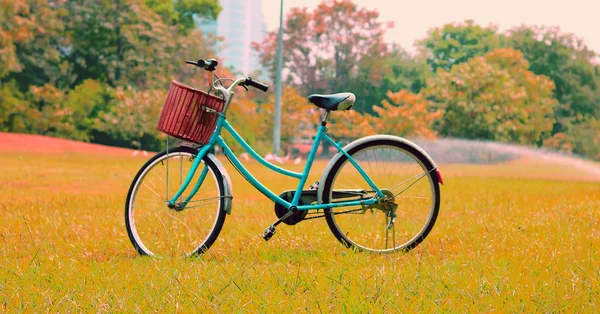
303;208;365;220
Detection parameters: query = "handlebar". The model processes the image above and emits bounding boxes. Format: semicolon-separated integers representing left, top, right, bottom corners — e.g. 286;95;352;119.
243;77;269;92
186;59;218;71
186;58;269;93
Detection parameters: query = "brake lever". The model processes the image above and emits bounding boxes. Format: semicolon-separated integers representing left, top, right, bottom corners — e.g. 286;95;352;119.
240;84;249;92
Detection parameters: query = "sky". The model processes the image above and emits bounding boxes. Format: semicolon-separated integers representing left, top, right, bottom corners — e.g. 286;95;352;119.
261;0;600;55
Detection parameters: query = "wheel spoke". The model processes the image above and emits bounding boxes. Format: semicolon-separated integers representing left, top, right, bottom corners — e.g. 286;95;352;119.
387;171;427;193
142;182;165;201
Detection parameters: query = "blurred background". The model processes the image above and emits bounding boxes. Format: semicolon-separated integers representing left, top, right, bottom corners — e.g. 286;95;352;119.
1;0;599;163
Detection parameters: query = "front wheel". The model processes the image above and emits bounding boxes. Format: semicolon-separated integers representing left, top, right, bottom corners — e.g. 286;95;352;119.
322;139;441;253
125;146;227;257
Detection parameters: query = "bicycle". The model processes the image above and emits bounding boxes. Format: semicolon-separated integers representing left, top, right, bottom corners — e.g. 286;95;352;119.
125;58;444;257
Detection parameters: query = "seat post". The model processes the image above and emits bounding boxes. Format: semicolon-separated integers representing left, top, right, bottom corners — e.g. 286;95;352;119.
321;110;331;126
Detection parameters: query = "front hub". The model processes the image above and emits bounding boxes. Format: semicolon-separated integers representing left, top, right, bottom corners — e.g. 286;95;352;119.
167;202;187;212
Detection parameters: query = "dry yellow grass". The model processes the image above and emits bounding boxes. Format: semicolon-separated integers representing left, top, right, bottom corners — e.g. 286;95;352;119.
1;149;599;312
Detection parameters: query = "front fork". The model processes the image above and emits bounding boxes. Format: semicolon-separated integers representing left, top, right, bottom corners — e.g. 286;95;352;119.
167;144;213;209
167;162;210;210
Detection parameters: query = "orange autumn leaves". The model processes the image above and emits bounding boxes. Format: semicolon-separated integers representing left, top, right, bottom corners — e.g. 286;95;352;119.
327;90;441;141
322;90;442;139
373;91;441;139
220;86;443;150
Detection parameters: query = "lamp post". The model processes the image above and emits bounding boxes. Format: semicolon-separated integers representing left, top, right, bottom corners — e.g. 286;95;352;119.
273;0;283;155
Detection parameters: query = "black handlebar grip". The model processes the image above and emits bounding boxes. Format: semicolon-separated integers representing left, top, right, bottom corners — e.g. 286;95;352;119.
245;77;269;92
203;59;218;71
186;59;218;71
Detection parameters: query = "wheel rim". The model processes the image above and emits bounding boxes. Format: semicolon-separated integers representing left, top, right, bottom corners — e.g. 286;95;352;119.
327;145;437;252
127;151;222;257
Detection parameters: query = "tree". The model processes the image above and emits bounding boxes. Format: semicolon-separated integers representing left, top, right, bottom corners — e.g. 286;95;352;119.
97;87;165;150
417;20;501;72
0;0;64;88
25;84;73;138
255;0;391;96
422;48;557;145
0;0;34;78
144;0;221;34
370;90;441;140
0;0;220;149
63;80;114;141
328;110;375;142
543;116;600;160
348;44;428;114
505;26;600;159
505;25;600;125
57;0;176;89
0;81;29;132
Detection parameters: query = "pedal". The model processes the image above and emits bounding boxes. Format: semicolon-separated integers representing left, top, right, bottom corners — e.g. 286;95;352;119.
262;225;276;241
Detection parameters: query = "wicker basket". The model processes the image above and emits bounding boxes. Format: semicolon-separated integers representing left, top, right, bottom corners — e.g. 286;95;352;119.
156;80;225;144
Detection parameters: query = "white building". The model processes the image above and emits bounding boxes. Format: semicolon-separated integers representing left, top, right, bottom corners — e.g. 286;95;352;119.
197;0;267;75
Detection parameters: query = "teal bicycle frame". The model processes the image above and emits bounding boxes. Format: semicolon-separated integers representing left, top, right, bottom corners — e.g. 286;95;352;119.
168;77;384;212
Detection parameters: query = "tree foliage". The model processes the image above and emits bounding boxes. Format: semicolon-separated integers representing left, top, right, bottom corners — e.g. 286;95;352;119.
255;0;391;97
144;0;221;34
417;20;501;72
97;87;165;149
0;81;28;132
505;26;600;123
0;0;38;78
1;0;598;161
0;0;65;88
328;110;375;141
543;116;600;160
371;91;441;139
348;45;428;113
0;0;218;150
256;87;320;154
423;48;557;145
327;90;442;143
504;26;600;157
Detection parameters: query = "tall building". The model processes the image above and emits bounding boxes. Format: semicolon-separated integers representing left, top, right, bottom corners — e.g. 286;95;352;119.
197;0;267;75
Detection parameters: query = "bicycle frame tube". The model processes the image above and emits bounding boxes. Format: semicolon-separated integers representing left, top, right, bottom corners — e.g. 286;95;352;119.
216;123;378;211
290;124;323;206
181;164;209;205
322;134;384;197
167;74;383;209
169;118;381;210
209;120;319;209
218;136;378;212
223;120;302;179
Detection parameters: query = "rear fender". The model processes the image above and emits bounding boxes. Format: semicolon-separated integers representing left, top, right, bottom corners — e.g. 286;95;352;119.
317;135;440;204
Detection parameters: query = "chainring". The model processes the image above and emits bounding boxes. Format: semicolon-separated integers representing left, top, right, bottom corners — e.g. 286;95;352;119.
274;191;308;225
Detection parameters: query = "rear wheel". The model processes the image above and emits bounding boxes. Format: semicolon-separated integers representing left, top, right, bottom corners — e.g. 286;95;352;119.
125;146;226;257
322;139;440;253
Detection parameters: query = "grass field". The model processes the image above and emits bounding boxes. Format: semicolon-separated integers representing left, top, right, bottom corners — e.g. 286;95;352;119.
1;142;599;312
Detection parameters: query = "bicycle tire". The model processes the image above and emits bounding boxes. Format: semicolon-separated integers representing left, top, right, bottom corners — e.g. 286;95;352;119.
125;146;226;256
322;138;441;253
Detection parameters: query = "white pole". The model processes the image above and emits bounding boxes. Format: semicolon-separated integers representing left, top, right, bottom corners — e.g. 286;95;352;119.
273;0;283;155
